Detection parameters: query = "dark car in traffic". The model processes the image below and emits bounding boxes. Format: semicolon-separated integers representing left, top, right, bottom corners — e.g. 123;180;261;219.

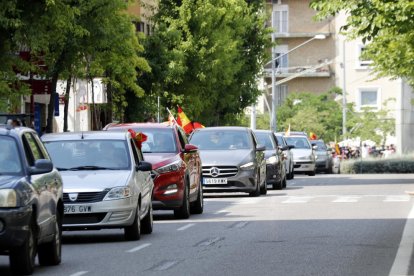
0;125;63;275
254;130;286;190
104;123;203;219
189;126;266;196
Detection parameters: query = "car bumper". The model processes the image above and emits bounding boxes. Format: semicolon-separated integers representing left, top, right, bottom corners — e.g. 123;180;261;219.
202;169;256;193
293;161;316;172
316;159;328;170
62;196;138;230
152;170;185;210
265;163;283;184
0;205;32;250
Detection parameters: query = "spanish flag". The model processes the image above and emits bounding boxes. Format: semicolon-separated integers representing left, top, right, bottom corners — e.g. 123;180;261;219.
128;129;147;149
177;106;194;134
285;124;291;136
309;132;317;140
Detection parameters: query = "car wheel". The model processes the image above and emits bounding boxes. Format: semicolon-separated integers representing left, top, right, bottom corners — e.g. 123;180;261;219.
272;178;283;190
190;181;204;214
308;170;316;176
260;177;267;195
124;204;141;241
141;202;153;234
282;174;287;188
10;216;37;275
174;183;190;219
249;172;261;197
38;211;62;266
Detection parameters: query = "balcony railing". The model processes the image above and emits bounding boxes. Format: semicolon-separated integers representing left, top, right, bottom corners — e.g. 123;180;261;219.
263;63;331;78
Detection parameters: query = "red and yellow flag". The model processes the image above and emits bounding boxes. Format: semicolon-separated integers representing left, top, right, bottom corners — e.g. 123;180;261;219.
177;106;194;134
309;132;317;140
128;129;147;149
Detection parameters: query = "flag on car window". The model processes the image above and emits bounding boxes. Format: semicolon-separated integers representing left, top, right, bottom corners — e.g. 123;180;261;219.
177;106;194;134
285;124;291;136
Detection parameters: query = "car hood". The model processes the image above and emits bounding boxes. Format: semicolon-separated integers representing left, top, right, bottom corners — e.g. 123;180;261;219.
291;148;313;158
60;170;131;193
143;153;179;169
0;175;21;189
199;149;253;166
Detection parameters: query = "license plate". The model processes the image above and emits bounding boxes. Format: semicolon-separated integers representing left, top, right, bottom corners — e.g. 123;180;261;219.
203;178;227;184
64;205;93;214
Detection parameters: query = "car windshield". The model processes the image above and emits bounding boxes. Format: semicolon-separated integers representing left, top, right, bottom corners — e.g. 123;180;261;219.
275;135;285;146
190;130;251;150
285;136;311;149
130;128;177;153
314;141;327;150
255;132;275;150
0;136;23;175
44;140;130;170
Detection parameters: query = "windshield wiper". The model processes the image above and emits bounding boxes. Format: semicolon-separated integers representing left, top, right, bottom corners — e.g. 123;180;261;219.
65;166;116;171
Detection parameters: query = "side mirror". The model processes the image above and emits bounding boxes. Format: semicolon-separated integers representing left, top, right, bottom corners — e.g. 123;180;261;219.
288;145;295;149
279;145;289;151
312;145;318;150
137;161;152;172
256;144;266;151
183;144;198;153
30;159;53;175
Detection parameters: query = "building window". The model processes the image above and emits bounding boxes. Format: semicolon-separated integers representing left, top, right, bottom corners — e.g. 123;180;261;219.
277;84;288;106
357;44;373;68
358;88;379;111
272;5;288;33
134;21;145;33
275;45;288;73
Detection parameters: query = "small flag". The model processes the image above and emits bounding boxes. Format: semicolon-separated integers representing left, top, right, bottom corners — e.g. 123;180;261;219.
309;132;317;140
177;106;194;134
285;124;291;136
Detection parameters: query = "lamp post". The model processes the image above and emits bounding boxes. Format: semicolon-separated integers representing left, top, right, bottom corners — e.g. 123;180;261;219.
267;32;326;132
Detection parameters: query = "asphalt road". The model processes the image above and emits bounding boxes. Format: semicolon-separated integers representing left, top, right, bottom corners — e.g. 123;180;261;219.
1;174;414;276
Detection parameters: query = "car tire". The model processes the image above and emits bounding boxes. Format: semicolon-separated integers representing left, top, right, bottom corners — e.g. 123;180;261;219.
10;216;37;275
282;174;287;188
124;204;141;241
174;183;190;219
190;182;204;214
260;177;267;195
272;178;283;190
249;173;261;197
38;211;62;266
308;170;316;176
141;202;153;234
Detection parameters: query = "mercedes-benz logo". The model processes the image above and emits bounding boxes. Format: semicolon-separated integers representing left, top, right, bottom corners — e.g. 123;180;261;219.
210;167;220;178
69;193;78;202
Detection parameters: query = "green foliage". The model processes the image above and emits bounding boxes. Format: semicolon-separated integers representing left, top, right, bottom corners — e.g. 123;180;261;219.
276;89;343;141
137;0;271;125
341;157;414;174
311;0;414;85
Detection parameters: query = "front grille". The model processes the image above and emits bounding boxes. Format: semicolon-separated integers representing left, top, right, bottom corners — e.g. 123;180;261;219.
63;190;109;204
63;213;107;224
203;166;238;178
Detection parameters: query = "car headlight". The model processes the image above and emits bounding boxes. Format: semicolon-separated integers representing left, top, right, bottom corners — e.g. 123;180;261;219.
0;189;17;207
240;162;255;170
266;156;279;164
104;187;131;201
155;160;182;174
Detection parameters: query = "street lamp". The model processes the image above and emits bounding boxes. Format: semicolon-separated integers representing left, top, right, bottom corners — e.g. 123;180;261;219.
268;32;326;132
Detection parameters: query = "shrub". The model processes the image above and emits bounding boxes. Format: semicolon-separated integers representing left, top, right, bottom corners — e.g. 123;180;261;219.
340;156;414;174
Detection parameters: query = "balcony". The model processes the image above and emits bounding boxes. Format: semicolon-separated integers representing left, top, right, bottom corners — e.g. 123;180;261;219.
263;63;331;79
274;32;331;39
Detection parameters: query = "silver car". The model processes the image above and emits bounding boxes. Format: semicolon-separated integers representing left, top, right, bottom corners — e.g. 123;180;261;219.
275;133;295;180
42;131;154;241
189;127;266;196
284;135;316;176
312;139;333;173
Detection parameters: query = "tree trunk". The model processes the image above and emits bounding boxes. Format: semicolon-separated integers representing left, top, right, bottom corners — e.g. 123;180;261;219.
63;76;72;132
46;72;59;133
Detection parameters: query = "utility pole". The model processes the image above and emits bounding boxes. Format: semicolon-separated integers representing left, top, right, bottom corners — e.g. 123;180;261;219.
342;39;347;139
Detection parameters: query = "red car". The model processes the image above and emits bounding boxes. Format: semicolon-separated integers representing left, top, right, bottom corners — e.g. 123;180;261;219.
105;123;203;219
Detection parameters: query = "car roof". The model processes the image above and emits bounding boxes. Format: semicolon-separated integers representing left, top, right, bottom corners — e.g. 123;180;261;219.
194;126;249;132
104;122;174;130
0;125;36;137
253;129;272;134
41;131;130;141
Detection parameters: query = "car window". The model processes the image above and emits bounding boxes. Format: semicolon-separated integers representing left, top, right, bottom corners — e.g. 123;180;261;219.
44;139;130;170
254;132;275;150
314;141;327;150
275;135;285;146
190;130;251;150
0;136;23;174
130;138;143;164
23;132;45;165
176;127;187;150
285;136;311;149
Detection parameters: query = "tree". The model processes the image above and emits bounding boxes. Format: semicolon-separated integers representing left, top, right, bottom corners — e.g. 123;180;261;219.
276;89;343;142
136;0;271;125
311;0;414;85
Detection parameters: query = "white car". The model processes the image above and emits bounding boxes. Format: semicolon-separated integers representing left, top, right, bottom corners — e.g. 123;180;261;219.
42;131;154;241
275;133;295;180
284;135;316;176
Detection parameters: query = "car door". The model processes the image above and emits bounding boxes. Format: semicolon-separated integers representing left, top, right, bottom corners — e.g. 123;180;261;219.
22;132;58;236
250;131;266;183
129;139;152;215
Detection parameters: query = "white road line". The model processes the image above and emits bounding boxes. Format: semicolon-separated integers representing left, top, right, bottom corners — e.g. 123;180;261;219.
153;260;180;271
237;198;265;205
389;204;414;276
126;243;151;253
69;272;88;276
177;223;195;231
384;195;410;202
282;196;312;203
215;209;228;214
332;196;360;203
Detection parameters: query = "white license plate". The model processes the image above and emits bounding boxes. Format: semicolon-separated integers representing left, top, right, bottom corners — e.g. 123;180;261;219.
203;178;228;184
64;205;93;214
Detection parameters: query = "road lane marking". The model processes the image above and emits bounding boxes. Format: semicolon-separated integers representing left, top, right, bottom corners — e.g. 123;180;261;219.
177;223;195;231
389;204;414;276
70;272;88;276
229;221;249;229
282;196;312;203
384;195;410;202
126;243;151;253
150;260;181;271
215;209;229;214
332;196;360;203
195;237;224;247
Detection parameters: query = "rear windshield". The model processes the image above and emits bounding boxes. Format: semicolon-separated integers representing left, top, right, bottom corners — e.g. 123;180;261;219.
0;136;23;175
285;136;311;149
190;130;251;150
44;140;130;170
255;132;275;150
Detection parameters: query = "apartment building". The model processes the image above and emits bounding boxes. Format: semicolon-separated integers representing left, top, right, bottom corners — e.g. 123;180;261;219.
128;0;156;35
